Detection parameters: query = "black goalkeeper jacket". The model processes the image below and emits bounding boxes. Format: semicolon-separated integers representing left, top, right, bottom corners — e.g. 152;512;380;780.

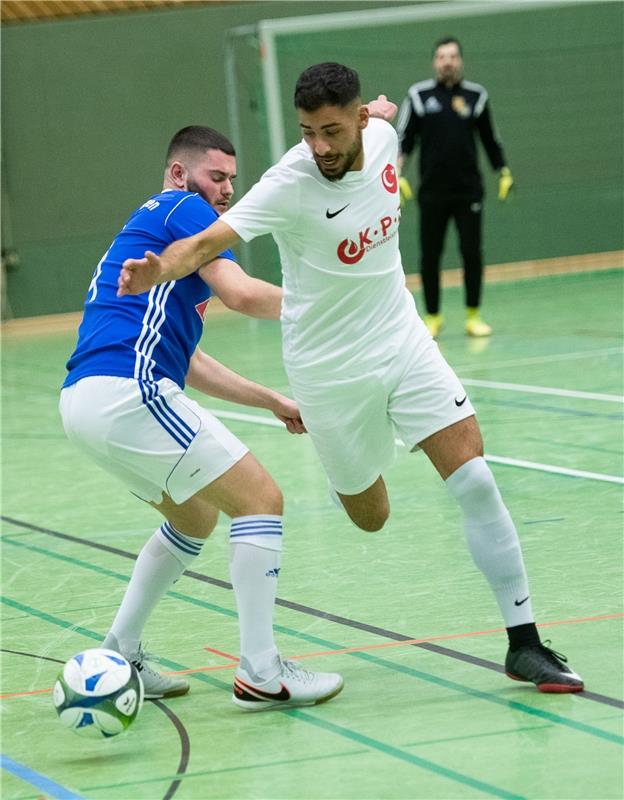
396;78;507;200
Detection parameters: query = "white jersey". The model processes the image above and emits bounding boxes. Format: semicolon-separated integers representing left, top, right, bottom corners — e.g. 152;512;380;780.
221;118;422;379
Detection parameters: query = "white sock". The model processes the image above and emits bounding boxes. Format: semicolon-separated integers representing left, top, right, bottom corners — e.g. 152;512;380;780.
229;515;282;673
105;522;204;654
446;457;534;628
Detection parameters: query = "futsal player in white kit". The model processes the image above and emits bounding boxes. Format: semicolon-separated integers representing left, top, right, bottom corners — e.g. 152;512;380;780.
61;125;344;710
119;65;583;693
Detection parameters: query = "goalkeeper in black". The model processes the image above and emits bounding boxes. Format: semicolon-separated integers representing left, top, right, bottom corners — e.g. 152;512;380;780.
397;37;513;338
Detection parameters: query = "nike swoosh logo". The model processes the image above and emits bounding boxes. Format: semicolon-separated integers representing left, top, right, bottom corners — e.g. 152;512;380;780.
455;396;467;407
234;677;291;702
326;204;350;219
514;596;530;606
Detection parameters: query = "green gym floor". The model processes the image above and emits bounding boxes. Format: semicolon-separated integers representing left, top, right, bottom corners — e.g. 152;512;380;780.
1;269;623;800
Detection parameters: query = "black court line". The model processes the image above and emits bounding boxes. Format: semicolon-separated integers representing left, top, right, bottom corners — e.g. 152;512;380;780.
1;646;190;800
2;515;621;710
151;700;190;800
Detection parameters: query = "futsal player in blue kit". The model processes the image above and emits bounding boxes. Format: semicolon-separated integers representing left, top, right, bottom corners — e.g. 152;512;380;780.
61;126;344;709
119;66;584;694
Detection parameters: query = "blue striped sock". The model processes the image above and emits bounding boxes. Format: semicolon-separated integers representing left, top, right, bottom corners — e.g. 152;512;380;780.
229;514;283;551
156;521;204;568
229;515;282;666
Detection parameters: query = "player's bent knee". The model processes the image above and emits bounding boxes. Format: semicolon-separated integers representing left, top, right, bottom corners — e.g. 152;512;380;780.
349;505;390;532
258;480;283;516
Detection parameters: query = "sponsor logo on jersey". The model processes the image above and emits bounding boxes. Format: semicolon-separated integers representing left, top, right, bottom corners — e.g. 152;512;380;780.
195;299;210;321
336;213;399;265
381;163;398;194
452;95;471;118
425;96;442;113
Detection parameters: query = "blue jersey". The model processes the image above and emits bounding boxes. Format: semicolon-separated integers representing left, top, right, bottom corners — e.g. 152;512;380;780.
64;190;236;389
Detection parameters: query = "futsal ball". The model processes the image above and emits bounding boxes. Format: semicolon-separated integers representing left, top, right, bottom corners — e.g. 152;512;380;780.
52;648;144;738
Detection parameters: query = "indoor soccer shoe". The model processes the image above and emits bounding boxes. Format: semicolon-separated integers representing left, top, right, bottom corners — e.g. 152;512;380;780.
232;654;344;711
103;634;189;699
424;313;444;338
505;641;584;693
465;309;492;337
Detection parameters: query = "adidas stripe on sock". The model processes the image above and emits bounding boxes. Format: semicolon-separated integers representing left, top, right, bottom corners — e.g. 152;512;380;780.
229;515;282;673
107;523;205;654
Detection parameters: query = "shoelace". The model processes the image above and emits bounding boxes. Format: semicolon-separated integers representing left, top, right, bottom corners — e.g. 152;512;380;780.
281;657;315;684
539;640;569;666
130;645;158;673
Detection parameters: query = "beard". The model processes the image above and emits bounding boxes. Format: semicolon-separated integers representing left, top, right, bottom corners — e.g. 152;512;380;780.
186;179;229;213
315;132;363;182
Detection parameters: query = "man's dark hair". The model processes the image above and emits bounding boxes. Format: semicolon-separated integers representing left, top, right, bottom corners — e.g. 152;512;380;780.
294;63;361;112
166;126;235;163
433;36;463;56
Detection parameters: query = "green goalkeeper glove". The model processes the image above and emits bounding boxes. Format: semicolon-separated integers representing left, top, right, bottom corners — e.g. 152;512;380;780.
399;176;414;207
498;166;514;201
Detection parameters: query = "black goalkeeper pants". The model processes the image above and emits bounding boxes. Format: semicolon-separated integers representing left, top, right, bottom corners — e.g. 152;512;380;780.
419;194;483;315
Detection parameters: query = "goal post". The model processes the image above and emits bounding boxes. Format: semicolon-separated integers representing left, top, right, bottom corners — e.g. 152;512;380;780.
224;0;623;283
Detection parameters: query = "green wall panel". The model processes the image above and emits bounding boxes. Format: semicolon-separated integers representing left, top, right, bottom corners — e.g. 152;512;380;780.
2;1;622;317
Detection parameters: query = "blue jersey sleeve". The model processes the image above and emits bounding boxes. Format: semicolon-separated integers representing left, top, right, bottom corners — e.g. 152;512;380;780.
165;193;237;263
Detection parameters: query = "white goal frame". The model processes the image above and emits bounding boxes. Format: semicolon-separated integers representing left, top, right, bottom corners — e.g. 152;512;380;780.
223;0;585;270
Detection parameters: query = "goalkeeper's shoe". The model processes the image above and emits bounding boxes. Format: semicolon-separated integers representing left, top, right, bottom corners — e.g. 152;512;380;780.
102;634;189;699
498;166;514;201
233;653;344;711
465;308;492;337
505;641;584;693
424;313;444;338
399;176;414;207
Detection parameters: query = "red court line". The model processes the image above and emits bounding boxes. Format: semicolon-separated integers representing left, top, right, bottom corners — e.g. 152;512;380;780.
2;613;620;698
0;687;52;699
204;646;239;662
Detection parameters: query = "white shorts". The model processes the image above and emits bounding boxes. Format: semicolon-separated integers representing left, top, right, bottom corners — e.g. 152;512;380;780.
59;376;249;504
287;336;475;495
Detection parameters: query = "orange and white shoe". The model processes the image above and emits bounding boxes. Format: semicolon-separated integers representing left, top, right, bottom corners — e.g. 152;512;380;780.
232;654;343;711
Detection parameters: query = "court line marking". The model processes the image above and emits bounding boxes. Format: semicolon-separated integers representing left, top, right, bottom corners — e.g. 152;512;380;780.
478;455;623;485
2;521;622;710
0;650;188;800
205;409;624;485
12;610;621;697
3;593;622;755
460;379;623;404
0;599;528;800
454;346;624;374
204;646;239;661
287;710;526;800
1;753;85;800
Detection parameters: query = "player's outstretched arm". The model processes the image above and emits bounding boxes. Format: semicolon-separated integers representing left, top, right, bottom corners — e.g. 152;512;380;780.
366;94;398;122
199;259;282;320
117;220;241;296
185;348;306;434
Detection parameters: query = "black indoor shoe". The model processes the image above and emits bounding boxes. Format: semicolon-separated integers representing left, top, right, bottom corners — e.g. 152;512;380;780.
505;640;584;693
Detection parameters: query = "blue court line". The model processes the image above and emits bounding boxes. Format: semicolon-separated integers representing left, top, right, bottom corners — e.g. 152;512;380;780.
1;753;85;800
1;597;524;800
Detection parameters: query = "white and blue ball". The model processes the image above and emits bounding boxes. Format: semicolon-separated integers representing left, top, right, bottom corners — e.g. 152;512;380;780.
53;648;144;738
